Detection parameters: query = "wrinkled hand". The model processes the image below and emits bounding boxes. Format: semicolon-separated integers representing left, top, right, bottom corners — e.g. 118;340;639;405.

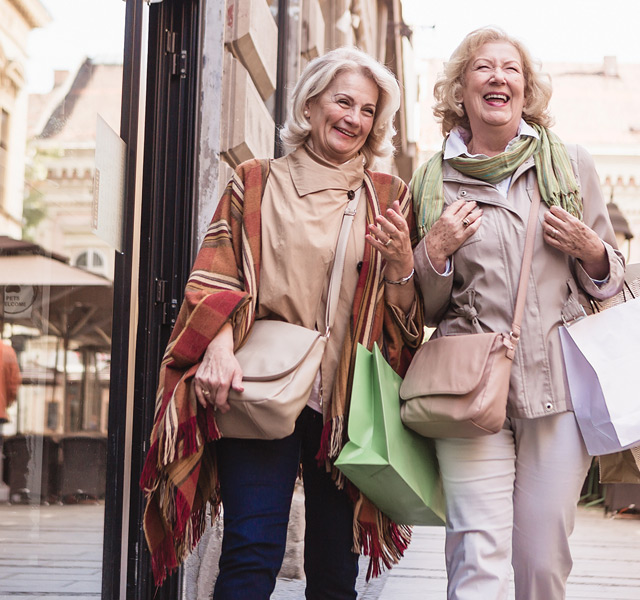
425;200;483;273
366;200;414;280
193;323;243;413
543;206;608;279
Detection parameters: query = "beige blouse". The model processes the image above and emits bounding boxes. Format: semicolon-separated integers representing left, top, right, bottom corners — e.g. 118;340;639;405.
258;145;367;412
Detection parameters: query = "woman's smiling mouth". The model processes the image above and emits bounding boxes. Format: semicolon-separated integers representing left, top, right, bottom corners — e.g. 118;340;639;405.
334;126;356;137
484;93;510;105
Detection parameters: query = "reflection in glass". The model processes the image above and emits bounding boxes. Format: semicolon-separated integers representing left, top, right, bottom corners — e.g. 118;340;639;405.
0;1;124;597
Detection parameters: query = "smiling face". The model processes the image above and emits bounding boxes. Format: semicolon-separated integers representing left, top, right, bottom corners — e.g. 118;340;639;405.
305;70;379;165
460;42;525;146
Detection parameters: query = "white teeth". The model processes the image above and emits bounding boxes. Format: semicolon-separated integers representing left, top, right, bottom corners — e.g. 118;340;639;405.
335;127;355;137
485;94;508;102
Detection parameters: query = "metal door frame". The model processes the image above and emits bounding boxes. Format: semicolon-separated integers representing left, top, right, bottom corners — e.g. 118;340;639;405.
102;0;201;598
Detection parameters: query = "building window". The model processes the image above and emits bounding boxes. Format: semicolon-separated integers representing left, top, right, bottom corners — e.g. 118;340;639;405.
75;248;106;275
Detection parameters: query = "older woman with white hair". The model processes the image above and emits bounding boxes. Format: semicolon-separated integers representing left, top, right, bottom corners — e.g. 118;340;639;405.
141;46;423;599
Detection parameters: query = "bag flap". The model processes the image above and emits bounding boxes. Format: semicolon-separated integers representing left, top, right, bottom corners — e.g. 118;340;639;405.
400;332;502;399
235;320;324;380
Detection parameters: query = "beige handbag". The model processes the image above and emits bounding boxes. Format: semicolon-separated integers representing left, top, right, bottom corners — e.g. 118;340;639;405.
399;187;540;438
215;188;362;440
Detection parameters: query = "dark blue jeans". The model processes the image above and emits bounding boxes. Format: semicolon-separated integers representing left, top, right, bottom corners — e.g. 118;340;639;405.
212;407;359;600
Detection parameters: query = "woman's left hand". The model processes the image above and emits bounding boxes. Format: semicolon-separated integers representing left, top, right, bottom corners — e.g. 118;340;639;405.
366;200;414;279
543;205;609;280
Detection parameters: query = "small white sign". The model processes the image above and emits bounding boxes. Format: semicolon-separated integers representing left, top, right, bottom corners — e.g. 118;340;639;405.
93;115;126;251
3;285;37;319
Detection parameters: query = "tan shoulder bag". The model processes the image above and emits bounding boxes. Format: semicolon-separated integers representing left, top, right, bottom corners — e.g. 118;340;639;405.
215;187;362;439
399;187;540;438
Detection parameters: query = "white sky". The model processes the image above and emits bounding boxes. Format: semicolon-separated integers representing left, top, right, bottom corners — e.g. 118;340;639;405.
26;0;640;94
27;0;125;93
402;0;640;64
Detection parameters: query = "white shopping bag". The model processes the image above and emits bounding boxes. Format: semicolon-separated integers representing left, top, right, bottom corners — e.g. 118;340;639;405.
559;296;640;456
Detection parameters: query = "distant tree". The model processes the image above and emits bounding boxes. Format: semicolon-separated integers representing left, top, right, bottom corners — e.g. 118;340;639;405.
21;145;62;240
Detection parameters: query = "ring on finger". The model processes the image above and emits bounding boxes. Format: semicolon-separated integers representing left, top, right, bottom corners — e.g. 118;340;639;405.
384;238;393;247
549;227;557;239
462;218;470;228
202;388;211;397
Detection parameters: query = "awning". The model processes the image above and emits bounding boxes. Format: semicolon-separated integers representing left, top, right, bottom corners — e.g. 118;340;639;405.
0;254;110;286
0;240;113;349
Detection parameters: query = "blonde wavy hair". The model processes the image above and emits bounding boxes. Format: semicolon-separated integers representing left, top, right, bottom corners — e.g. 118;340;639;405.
280;47;400;168
433;27;553;136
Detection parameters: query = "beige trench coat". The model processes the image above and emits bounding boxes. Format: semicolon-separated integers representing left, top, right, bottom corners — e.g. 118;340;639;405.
414;144;625;419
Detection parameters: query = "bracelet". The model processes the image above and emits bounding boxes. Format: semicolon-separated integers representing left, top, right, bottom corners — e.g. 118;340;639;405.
383;268;415;286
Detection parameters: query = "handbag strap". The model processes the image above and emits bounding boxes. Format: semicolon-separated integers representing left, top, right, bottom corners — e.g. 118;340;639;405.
510;185;541;344
324;185;363;336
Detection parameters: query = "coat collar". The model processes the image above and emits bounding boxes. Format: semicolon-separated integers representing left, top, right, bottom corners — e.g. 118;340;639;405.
286;145;365;197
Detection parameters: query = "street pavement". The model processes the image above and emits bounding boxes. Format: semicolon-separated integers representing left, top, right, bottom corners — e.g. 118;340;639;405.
0;503;639;599
273;505;640;600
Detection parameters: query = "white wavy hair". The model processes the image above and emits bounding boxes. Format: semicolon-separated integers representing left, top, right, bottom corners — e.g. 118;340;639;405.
280;47;400;168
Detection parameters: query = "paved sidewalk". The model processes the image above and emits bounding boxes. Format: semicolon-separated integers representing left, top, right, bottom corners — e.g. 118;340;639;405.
274;506;640;600
0;503;103;599
1;503;638;599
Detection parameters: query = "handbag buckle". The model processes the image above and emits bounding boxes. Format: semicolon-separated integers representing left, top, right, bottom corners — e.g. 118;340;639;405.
504;331;518;359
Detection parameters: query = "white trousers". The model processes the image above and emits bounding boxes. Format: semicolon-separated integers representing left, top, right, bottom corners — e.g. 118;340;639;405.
435;412;591;600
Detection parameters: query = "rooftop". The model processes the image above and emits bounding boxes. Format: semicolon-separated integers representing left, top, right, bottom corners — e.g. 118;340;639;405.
28;59;122;144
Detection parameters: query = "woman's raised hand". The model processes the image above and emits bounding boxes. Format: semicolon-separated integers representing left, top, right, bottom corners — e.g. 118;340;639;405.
193;322;244;413
543;205;609;280
366;200;414;279
425;200;482;273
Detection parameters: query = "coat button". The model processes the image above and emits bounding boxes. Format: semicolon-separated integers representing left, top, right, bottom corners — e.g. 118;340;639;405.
545;402;553;411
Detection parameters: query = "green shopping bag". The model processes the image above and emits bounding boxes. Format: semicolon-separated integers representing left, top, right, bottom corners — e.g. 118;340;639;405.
335;344;445;526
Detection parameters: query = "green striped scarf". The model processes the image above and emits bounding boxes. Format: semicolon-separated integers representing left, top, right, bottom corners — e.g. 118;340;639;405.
411;124;583;239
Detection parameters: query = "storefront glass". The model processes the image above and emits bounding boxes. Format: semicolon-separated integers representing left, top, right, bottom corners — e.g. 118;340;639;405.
0;1;125;597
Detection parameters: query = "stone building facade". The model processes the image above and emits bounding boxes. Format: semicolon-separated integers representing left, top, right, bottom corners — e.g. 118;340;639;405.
26;59;122;280
545;58;640;263
0;0;49;237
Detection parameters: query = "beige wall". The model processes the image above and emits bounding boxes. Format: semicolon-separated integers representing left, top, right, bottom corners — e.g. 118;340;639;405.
0;0;49;237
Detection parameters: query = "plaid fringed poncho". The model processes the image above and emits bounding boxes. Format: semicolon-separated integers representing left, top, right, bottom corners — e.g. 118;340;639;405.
140;158;424;586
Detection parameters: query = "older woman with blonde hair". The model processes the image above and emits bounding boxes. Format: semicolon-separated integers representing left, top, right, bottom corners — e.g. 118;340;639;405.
141;46;423;599
411;27;624;599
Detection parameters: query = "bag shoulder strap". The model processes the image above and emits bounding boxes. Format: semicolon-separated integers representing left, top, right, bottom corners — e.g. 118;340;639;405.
324;186;363;335
510;186;541;343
